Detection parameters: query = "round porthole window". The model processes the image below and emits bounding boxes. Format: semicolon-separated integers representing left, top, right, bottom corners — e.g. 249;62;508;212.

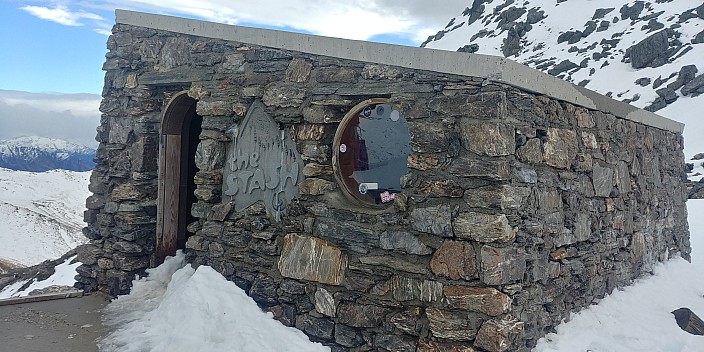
333;98;411;208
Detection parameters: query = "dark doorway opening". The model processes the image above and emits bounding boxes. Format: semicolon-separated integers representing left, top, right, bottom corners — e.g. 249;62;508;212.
183;106;202;247
155;92;202;266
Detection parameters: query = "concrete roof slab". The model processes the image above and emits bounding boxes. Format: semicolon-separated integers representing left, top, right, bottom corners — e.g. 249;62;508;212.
114;9;684;133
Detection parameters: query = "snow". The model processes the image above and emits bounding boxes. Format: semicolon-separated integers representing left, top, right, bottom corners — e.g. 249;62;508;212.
660;97;704;163
0;255;81;299
0;136;93;155
0;279;31;300
98;251;330;352
689;160;704;182
0;167;90;266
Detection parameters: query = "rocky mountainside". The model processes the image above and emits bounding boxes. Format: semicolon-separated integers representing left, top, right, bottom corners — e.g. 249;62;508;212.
423;0;704;158
0;136;95;172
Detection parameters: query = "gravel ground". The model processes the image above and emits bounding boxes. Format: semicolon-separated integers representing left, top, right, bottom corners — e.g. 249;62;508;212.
0;294;109;352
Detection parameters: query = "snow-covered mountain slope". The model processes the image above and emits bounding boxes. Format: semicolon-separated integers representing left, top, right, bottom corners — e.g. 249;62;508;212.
0;167;90;267
0;254;81;298
423;0;704;158
0;136;95;172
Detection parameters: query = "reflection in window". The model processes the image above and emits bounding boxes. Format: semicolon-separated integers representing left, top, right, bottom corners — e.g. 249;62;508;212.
334;99;411;207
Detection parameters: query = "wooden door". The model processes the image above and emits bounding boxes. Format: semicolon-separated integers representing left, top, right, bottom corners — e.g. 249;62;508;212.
154;92;197;266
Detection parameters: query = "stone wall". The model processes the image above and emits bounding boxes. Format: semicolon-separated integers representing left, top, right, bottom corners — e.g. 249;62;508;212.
78;22;690;352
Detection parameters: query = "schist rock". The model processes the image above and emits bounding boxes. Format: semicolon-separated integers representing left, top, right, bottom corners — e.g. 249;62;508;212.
672;307;704;335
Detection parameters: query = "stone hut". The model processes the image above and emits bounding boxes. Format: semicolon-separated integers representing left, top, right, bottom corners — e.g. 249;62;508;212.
78;9;690;352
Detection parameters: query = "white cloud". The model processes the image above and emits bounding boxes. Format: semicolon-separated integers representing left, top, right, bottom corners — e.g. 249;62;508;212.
21;4;104;26
33;0;467;44
0;91;100;118
0;90;101;147
105;0;467;43
94;27;113;36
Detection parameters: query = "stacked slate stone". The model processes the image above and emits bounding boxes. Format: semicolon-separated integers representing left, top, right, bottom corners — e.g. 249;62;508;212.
78;22;690;352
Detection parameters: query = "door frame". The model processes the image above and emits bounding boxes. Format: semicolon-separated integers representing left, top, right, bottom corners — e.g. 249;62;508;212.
154;91;197;266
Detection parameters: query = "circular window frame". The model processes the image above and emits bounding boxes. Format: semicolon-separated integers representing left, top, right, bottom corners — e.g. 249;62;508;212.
332;98;408;209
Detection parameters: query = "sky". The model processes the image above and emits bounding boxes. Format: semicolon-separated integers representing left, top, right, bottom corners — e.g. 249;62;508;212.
0;0;467;147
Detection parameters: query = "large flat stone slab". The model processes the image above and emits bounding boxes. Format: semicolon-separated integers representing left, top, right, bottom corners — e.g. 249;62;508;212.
278;234;347;285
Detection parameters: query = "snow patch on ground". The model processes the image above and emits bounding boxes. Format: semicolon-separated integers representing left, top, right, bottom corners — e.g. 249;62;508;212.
0;255;81;299
98;251;330;352
0;279;31;300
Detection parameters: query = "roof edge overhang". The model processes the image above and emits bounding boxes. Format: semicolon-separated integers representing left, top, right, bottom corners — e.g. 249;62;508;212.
115;9;684;133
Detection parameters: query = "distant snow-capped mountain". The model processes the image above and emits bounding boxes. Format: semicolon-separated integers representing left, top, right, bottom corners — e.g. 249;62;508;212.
0;136;95;172
0;167;90;268
423;0;704;158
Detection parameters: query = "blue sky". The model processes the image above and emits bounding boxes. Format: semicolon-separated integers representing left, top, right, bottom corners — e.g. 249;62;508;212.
0;0;465;95
0;3;110;94
0;0;466;146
